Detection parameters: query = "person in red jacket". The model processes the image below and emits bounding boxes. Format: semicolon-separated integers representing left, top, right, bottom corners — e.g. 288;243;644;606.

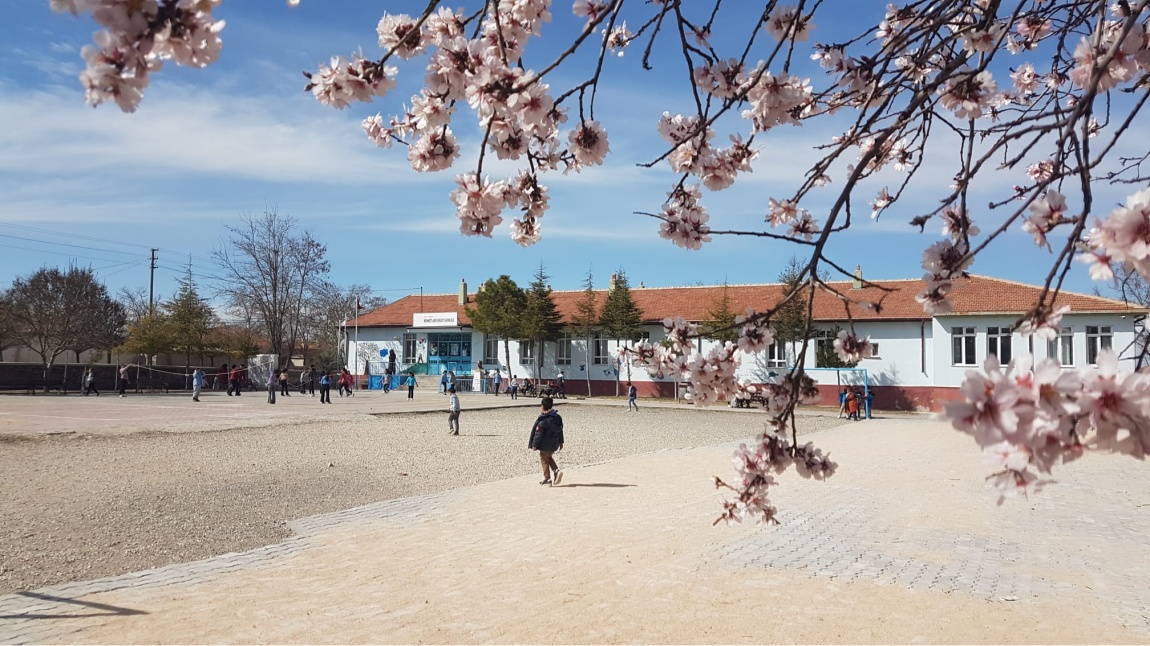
228;365;243;396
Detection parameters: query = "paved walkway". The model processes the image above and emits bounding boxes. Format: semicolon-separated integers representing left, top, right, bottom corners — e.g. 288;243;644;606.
0;404;1148;642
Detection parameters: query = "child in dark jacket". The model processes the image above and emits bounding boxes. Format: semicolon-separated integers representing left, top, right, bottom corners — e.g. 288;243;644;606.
528;397;565;486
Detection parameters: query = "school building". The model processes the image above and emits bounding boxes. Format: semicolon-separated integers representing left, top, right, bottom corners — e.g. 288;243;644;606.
344;272;1145;412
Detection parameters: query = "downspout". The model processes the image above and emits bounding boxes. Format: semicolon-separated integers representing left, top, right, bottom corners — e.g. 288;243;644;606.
920;320;926;374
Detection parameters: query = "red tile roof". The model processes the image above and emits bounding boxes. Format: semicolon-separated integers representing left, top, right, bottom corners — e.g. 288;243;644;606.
347;275;1141;328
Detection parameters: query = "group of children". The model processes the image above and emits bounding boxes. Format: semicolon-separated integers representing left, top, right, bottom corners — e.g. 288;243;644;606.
837;387;873;421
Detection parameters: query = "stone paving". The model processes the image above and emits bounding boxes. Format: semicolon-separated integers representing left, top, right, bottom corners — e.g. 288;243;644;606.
0;408;1148;643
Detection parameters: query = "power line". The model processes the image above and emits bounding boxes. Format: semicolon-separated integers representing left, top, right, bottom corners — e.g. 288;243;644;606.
0;222;217;266
0;233;145;257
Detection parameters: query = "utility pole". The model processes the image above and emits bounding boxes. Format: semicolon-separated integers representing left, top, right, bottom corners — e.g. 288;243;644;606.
148;248;158;316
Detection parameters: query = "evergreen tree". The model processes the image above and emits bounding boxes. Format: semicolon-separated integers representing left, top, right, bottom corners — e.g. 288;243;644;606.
773;256;811;365
163;266;217;366
599;269;643;342
570;266;600;396
520;264;564;380
599;268;644;390
466;275;526;377
701;280;738;344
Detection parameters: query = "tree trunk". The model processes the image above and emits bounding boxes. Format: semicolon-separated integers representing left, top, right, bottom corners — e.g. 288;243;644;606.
503;336;513;381
585;334;592;397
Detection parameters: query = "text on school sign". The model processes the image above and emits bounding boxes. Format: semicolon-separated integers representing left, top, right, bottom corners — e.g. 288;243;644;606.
413;312;459;327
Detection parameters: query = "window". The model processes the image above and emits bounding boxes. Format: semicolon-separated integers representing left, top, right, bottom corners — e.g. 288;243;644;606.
764;341;786;368
427;332;471;358
987;327;1012;364
952;326;976;365
402;333;417;364
556;333;572;365
592;333;611;365
865;343;880;359
519;339;535;365
1087;325;1112;364
814;329;839;368
1047;327;1073;366
484;337;500;364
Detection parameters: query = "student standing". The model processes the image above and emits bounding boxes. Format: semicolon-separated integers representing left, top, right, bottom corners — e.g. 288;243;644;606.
406;371;416;399
267;369;278;405
319;371;332;404
493;370;502;396
192;368;204;402
509;375;519;400
278;368;291;397
118;364;130;398
528;397;564;486
447;386;460;435
440;369;449;395
627;382;638;411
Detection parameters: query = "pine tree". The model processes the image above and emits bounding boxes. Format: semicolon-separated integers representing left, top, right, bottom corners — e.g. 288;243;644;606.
599;269;643;342
520;264;564;380
772;256;810;365
701;280;738;344
466;275;526;378
599;268;644;391
570;266;599;396
163;266;217;366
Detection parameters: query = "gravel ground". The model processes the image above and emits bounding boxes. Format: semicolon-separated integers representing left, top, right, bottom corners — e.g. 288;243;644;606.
0;404;844;595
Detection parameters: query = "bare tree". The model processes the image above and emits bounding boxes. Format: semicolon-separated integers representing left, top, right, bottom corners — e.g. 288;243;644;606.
5;266;126;382
302;281;385;367
213;209;330;366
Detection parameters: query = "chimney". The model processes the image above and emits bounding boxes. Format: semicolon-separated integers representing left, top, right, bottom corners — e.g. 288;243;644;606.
852;265;862;290
608;273;618;293
639;281;645;288
458;278;467;305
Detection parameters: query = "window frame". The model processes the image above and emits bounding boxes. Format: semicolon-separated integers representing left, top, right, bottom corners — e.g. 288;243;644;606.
987;326;1013;364
484;337;500;364
518;339;535;366
592;333;610;365
402;333;417;364
556;333;572;365
764;341;787;368
951;326;977;366
1047;326;1073;366
1086;325;1113;364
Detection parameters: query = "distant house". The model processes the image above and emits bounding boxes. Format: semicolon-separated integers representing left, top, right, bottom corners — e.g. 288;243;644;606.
345;274;1144;411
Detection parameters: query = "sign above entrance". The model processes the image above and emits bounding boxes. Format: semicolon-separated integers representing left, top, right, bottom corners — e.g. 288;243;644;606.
413;312;459;328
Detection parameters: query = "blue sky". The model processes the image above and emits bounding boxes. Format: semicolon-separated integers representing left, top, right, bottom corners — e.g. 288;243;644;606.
0;0;1142;307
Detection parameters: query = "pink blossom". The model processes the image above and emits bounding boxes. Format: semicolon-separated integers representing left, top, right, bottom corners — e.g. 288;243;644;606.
572;0;609;22
604;22;632;55
658;184;712;250
1026;159;1055;182
764;5;813;42
1011;62;1039;94
408;128;461;172
1022;190;1068;249
833;330;873;364
870;187;892;219
451;173;513;238
306;55;398;109
1016;305;1071;341
939;69;999;119
377;14;426;59
767;198;803;227
567;120;610;166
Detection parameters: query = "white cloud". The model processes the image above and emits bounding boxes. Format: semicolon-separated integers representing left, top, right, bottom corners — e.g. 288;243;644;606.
0;81;428;186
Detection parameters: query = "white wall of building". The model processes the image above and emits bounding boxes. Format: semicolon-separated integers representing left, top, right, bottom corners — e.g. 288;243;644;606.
349;310;1139;390
932;314;1141;388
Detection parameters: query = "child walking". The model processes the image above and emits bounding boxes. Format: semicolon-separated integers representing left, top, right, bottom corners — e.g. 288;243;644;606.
528;397;564;487
447;387;460;435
